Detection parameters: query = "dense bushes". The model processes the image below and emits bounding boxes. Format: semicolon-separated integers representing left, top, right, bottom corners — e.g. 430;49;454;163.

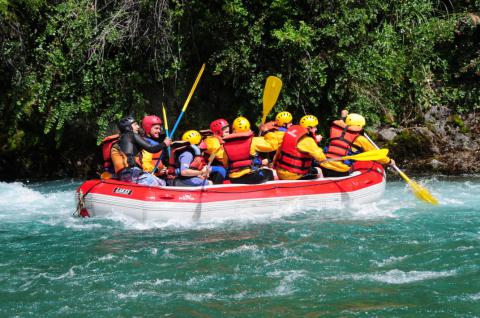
0;0;478;178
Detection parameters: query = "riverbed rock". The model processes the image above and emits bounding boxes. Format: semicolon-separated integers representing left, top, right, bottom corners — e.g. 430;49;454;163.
377;128;398;142
383;109;480;174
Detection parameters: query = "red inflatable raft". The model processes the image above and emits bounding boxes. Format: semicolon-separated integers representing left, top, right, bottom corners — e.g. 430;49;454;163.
75;161;385;222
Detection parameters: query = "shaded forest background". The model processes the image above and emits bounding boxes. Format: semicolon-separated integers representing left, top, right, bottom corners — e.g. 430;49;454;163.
0;0;479;180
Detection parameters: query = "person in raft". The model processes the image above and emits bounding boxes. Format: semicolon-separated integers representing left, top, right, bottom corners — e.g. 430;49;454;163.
260;111;294;141
257;111;294;166
168;130;220;186
202;118;229;183
140;115;168;179
274;115;345;180
223;116;279;184
111;116;171;186
321;112;395;177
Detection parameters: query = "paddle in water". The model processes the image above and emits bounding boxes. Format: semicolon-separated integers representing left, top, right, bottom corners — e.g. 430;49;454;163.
363;133;438;205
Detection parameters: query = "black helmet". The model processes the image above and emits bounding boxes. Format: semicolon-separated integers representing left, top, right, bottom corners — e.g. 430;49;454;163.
118;116;136;133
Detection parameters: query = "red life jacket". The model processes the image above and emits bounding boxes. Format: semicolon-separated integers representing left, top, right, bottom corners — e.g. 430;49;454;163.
326;120;363;159
167;142;206;177
274;125;313;174
222;131;254;172
101;134;120;172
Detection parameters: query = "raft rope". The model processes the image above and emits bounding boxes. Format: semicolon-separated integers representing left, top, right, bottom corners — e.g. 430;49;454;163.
73;180;103;217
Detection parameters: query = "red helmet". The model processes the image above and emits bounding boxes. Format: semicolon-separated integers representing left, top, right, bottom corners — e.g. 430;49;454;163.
142;115;163;134
210;118;229;135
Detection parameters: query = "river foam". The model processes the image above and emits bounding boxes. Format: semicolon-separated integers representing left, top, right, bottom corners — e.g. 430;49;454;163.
0;178;479;317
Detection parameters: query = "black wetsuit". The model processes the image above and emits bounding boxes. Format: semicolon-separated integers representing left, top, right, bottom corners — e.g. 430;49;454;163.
118;132;167;168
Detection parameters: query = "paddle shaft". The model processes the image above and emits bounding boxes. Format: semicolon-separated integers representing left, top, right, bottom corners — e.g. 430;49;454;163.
201;149;220;186
152;64;205;176
364;133;413;182
322;148;389;162
170;64;206;139
151;106;170;175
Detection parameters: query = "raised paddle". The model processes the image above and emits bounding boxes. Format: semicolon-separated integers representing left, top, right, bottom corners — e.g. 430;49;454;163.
322;148;390;162
169;63;206;139
162;102;171;157
151;103;170;175
261;76;283;124
162;103;169;140
364;133;438;205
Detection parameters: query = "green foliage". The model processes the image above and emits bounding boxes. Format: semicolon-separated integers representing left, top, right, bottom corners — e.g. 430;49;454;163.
0;0;479;178
0;0;7;15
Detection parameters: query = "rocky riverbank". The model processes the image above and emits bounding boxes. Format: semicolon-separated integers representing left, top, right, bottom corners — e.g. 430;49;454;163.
373;107;479;175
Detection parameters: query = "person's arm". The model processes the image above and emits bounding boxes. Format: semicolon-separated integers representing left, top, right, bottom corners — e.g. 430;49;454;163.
297;137;327;162
252;133;279;154
133;133;169;153
354;135;392;164
180;166;208;177
299;137;349;171
178;152;208;178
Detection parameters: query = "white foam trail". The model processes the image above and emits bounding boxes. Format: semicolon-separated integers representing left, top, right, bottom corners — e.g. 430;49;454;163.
0;181;76;221
184;292;216;302
347;269;457;284
1;178;478;230
371;256;408;268
0;182;46;207
219;244;259;256
99;206;305;230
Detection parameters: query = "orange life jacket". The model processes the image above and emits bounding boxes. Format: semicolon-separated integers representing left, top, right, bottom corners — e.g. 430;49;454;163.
110;144;143;174
101;134;120;172
222;131;254;172
167;142;206;177
260;121;288;136
326;120;363;159
274;125;313;174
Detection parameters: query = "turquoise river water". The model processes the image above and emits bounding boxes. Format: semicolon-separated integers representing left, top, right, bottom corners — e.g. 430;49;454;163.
0;177;479;317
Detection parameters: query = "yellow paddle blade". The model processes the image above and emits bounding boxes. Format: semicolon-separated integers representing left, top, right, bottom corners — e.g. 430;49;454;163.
396;169;439;205
181;63;206;112
324;148;389;162
341;148;389;161
162;103;168;131
262;76;283;124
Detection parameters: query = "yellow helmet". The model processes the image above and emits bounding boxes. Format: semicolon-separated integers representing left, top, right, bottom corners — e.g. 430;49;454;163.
299;115;319;128
181;130;202;145
275;111;293;126
232;116;251;132
345;113;366;127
